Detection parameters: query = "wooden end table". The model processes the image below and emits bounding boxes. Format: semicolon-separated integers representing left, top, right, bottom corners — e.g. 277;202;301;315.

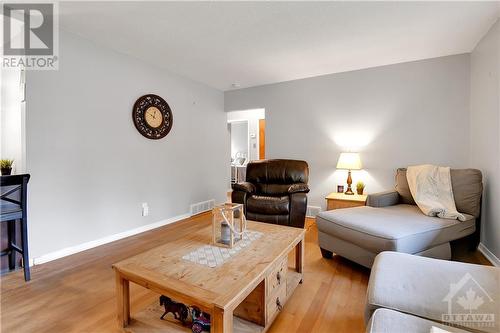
112;221;305;333
325;192;367;210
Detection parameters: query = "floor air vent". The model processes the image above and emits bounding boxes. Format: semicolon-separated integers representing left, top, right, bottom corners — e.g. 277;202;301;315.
190;199;215;216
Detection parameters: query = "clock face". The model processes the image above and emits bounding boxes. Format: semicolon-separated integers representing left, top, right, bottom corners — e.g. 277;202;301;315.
132;94;173;139
145;106;162;128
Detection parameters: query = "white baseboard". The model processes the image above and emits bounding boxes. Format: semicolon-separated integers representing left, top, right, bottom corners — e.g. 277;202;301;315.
32;212;191;266
478;243;500;267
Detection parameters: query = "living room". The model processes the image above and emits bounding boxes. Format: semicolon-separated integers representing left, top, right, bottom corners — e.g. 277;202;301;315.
1;2;499;333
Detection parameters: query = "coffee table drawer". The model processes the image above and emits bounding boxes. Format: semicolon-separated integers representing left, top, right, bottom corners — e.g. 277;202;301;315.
266;257;287;297
266;284;286;322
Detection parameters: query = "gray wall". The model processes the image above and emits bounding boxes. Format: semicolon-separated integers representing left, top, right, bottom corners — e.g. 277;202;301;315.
225;54;471;209
470;20;500;259
26;31;228;259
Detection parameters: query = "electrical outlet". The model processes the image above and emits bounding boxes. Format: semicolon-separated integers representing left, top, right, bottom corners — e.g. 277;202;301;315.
142;203;149;217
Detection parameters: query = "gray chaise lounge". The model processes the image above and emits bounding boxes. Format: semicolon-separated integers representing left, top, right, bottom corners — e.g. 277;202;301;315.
366;252;499;333
316;168;482;268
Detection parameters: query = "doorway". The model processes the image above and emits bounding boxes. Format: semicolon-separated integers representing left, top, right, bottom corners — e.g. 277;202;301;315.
230;121;249;163
227;109;265;186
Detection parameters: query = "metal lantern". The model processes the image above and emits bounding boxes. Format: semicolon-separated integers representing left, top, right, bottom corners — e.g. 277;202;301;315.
212;203;246;248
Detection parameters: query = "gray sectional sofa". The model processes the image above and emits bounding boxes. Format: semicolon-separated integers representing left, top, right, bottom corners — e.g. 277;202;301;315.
366;252;499;333
316;168;483;268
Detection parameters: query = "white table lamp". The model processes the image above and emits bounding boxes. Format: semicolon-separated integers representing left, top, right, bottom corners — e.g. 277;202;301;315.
336;152;362;195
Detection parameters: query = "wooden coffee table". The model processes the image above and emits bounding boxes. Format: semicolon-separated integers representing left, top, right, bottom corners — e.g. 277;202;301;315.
112;220;305;333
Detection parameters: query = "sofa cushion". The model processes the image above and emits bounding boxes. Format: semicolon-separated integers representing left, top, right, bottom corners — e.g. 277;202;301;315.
449;169;483;218
316;205;475;254
246;212;289;226
246;195;289;214
396;168;416;205
366;252;500;333
396;168;483;218
367;308;471;333
255;184;292;196
246;159;308;187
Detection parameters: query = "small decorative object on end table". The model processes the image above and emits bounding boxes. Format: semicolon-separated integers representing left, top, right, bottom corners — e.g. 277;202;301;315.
337;185;344;193
336;152;362;195
356;181;365;195
325;192;367;210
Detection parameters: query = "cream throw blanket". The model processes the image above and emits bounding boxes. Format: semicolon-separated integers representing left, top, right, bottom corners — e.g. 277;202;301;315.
406;164;466;221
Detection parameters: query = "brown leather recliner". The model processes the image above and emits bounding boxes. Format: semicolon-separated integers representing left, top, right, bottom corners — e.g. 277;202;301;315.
231;159;309;228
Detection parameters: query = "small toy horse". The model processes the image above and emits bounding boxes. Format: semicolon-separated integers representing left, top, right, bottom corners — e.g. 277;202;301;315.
190;306;211;333
159;295;189;325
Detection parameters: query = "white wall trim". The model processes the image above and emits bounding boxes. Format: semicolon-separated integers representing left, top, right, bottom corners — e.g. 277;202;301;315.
32;212;191;266
478;243;500;267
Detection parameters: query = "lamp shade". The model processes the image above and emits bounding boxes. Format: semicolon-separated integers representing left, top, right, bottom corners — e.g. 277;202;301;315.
336;152;362;170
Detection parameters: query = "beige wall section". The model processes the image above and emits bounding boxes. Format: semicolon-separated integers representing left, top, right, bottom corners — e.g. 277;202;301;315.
25;30;229;259
225;55;471;210
470;19;500;260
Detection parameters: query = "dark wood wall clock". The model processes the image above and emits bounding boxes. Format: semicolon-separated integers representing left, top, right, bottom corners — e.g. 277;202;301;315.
132;94;173;140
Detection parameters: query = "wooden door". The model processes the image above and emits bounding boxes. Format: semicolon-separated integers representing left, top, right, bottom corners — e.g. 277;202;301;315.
259;119;266;159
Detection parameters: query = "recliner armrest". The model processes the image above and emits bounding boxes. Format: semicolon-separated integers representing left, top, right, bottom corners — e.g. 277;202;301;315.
288;183;310;194
366;190;399;207
289;192;308;228
232;182;256;194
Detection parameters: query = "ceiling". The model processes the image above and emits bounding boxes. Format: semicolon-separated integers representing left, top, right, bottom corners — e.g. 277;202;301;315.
59;1;499;91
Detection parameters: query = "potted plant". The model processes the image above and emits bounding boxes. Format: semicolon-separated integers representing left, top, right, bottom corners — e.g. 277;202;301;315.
356;181;365;195
1;159;14;175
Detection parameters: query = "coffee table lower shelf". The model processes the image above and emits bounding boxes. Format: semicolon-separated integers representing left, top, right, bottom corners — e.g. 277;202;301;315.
124;303;263;333
125;270;302;333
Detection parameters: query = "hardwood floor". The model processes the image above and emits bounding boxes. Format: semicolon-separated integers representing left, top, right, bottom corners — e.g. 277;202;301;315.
0;214;490;333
